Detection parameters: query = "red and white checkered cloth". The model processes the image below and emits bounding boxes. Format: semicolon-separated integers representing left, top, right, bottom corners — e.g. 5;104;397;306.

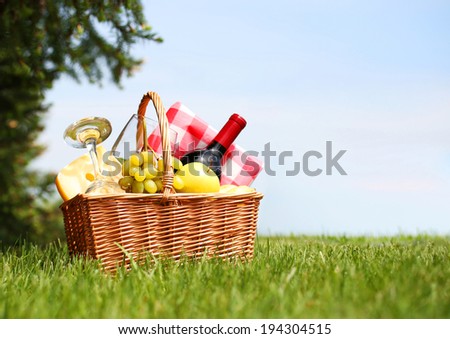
147;102;263;186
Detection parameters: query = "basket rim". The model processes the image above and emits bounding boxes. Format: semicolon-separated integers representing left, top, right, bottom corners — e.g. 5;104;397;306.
60;190;264;207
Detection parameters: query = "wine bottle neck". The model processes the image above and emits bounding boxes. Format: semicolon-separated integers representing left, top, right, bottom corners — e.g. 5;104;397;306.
207;140;227;155
210;113;246;151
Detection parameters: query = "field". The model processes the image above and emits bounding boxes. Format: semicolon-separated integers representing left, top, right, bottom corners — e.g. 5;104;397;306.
1;235;449;318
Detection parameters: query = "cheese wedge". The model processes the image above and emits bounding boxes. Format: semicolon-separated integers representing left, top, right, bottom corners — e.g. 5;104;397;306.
55;146;122;201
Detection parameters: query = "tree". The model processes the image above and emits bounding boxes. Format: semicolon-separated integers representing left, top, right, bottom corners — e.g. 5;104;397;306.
0;0;162;246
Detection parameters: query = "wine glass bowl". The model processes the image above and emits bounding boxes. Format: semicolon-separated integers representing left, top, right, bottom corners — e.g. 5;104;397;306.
111;114;178;162
63;116;124;195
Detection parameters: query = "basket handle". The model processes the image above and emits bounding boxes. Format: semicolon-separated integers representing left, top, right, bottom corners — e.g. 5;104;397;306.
136;91;175;203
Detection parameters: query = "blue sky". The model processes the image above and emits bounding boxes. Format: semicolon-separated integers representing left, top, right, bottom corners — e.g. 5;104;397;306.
34;0;450;236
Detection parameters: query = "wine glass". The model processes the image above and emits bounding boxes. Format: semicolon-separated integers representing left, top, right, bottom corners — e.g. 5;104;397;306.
63;117;124;195
111;113;178;162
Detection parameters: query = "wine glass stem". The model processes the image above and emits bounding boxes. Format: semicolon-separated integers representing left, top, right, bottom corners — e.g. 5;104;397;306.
85;138;101;180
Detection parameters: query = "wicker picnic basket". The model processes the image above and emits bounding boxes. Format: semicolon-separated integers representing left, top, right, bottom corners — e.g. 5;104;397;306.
60;91;263;271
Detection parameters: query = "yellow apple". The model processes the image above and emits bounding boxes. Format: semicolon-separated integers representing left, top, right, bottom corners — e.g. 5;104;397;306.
174;162;220;193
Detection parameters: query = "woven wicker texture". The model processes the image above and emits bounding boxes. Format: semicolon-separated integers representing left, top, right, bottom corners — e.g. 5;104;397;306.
60;91;263;271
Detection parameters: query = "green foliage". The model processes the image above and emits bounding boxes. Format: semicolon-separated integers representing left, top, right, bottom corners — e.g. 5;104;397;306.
0;1;161;245
0;0;161;86
1;236;449;318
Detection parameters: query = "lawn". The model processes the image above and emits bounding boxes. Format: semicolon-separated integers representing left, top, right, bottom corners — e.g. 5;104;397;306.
1;235;449;318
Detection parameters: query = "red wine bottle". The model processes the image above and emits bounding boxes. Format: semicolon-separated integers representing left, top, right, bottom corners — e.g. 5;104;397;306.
180;114;247;179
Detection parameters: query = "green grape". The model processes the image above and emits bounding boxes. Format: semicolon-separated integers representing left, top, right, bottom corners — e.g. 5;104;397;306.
129;166;140;177
144;165;158;179
122;159;130;176
129;154;143;167
144;179;158;194
157;158;164;171
118;176;134;190
134;169;146;182
153;178;163;192
173;176;184;191
131;180;144;193
141;151;154;164
172;157;183;171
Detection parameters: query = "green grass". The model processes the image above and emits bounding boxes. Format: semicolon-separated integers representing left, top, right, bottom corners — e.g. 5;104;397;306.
1;235;449;318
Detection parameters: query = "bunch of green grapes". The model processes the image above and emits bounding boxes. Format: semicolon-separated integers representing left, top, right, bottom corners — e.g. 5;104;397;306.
118;151;184;193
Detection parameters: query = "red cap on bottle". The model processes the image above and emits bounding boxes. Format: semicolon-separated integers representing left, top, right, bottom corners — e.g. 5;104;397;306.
229;113;247;129
213;113;247;150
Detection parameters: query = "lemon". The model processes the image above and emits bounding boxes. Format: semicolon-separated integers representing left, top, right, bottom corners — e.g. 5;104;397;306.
219;184;255;194
219;184;238;193
228;185;256;193
174;162;220;193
